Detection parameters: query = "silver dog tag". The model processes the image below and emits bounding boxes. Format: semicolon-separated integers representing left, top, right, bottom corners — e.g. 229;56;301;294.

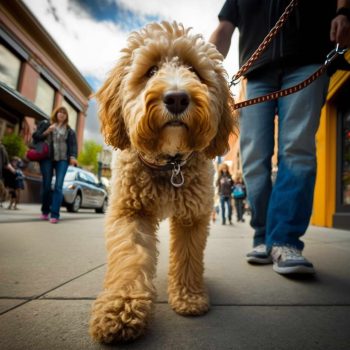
170;162;185;187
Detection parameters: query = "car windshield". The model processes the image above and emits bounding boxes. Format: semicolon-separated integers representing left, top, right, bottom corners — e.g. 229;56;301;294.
85;173;99;184
64;169;77;181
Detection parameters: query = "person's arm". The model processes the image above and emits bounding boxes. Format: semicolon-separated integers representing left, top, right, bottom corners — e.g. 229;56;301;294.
209;20;235;58
1;145;15;174
330;0;350;47
68;129;78;166
42;124;56;136
32;120;54;142
5;163;16;174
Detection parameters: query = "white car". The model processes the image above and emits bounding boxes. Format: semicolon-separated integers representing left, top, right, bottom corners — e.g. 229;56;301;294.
52;166;108;213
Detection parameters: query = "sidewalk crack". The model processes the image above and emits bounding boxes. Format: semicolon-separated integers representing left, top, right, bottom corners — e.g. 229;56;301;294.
0;263;106;315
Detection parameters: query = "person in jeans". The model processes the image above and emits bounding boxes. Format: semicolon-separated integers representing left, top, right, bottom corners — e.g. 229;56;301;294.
210;0;350;274
33;106;78;223
216;163;234;225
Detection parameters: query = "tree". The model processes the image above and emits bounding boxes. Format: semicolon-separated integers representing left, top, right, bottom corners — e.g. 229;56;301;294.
2;133;27;159
77;140;103;173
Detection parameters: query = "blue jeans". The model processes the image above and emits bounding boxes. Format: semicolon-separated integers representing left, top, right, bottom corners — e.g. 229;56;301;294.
220;195;232;224
240;64;329;251
234;198;245;221
40;159;69;219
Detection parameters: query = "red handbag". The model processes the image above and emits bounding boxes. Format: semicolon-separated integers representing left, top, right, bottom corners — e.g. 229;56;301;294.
26;141;49;161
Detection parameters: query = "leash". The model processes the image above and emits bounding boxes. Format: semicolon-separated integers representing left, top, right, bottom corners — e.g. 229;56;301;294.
228;0;348;110
233;45;348;110
230;0;299;87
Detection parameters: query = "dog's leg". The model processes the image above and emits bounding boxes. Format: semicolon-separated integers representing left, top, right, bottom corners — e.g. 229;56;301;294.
89;215;158;343
168;215;210;315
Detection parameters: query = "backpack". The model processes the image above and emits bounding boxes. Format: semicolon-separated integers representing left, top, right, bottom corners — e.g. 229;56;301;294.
232;185;246;199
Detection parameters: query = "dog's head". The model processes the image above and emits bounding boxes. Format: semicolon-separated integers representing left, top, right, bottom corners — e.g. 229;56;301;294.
97;21;235;159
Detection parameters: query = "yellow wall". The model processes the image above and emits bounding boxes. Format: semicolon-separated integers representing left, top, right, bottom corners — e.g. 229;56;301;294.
311;52;350;227
311;103;337;227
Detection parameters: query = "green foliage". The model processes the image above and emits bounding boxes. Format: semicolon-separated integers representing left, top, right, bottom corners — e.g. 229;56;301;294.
77;140;103;173
2;133;27;159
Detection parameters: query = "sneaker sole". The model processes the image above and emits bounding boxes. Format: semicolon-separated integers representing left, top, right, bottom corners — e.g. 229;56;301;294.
273;264;315;275
247;256;273;264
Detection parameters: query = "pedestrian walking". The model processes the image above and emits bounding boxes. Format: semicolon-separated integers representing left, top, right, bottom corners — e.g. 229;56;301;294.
32;106;78;223
6;157;24;210
210;0;350;274
216;163;234;225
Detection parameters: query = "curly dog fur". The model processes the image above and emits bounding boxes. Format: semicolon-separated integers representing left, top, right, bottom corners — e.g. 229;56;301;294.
89;21;235;343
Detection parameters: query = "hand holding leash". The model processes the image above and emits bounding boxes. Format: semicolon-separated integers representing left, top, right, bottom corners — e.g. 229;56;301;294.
331;8;350;48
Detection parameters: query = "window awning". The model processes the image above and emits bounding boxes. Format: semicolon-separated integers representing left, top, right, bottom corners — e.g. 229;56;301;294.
0;81;49;121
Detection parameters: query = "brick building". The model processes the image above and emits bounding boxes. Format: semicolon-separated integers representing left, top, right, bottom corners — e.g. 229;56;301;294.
0;0;92;202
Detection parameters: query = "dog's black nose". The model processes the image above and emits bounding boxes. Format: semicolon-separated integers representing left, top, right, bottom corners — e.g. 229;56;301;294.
163;91;190;115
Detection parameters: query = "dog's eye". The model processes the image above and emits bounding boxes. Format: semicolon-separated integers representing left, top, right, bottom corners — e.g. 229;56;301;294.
147;66;158;77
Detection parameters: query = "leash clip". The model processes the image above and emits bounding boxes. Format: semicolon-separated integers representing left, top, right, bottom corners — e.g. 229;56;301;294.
170;161;185;187
325;44;348;65
229;75;241;88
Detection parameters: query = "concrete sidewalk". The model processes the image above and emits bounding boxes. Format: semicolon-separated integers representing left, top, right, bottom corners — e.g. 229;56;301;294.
0;204;350;350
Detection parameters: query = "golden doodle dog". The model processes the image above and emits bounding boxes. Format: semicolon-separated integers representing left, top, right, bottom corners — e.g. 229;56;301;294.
89;21;235;343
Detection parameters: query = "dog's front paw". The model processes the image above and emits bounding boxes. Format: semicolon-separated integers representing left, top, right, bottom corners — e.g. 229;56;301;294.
169;289;209;316
89;291;153;343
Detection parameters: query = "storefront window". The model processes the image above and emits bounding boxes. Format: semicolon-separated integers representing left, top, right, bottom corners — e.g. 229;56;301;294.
341;108;350;205
0;118;15;139
35;77;55;116
62;98;78;130
0;43;21;89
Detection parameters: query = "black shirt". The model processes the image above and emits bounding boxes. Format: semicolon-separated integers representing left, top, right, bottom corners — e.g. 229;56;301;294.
219;0;337;76
217;173;234;196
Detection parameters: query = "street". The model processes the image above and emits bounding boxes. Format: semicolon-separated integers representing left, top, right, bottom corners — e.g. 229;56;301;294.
0;204;350;349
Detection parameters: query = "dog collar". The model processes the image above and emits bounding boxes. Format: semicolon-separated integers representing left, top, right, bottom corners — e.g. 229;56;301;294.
137;152;194;187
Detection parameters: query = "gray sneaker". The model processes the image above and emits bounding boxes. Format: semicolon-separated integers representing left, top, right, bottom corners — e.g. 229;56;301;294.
246;244;273;264
271;246;315;274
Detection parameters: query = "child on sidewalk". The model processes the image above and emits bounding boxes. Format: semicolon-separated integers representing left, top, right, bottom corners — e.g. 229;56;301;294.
232;173;246;223
7;157;25;210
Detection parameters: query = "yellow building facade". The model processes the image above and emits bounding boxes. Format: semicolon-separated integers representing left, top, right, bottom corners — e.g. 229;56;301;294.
312;52;350;229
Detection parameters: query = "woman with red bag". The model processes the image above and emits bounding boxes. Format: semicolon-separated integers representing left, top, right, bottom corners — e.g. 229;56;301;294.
32;106;78;223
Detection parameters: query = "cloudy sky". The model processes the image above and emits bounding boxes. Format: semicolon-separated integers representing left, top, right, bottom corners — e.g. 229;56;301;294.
23;0;239;145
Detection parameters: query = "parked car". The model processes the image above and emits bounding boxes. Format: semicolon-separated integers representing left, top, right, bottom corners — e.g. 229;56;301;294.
52;166;108;213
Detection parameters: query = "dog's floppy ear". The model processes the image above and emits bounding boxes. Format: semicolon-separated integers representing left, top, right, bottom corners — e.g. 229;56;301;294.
96;60;130;150
204;76;235;159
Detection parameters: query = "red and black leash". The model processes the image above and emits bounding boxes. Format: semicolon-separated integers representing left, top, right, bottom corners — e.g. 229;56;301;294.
230;0;348;110
233;45;348;110
230;0;299;86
